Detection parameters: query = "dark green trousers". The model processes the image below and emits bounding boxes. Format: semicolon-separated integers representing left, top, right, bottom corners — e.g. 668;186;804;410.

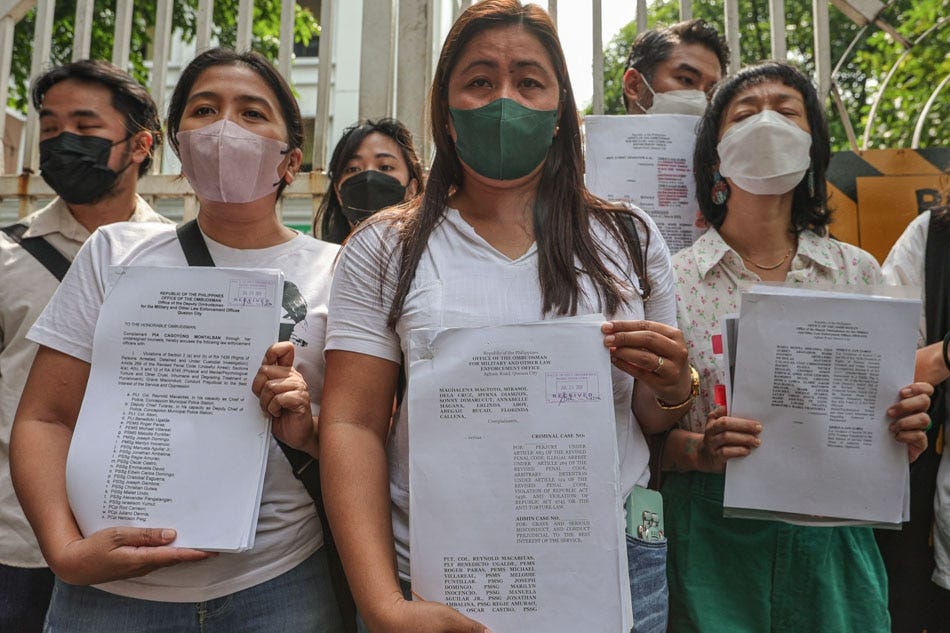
663;471;890;633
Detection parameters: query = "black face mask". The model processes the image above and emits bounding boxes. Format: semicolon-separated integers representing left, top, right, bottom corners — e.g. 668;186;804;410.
338;170;408;226
39;132;131;205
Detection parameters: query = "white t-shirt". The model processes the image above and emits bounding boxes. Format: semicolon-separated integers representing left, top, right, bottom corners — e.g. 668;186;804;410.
29;221;338;602
325;207;676;577
882;210;928;347
881;210;950;591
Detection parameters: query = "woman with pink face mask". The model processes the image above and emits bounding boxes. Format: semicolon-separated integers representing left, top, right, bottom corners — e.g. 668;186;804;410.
10;48;345;632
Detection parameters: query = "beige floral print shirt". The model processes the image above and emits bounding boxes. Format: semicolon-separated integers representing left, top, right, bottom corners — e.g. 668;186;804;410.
672;226;884;434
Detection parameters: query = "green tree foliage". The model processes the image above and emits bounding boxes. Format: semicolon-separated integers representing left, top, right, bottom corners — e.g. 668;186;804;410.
601;20;639;116
8;0;320;111
597;0;949;150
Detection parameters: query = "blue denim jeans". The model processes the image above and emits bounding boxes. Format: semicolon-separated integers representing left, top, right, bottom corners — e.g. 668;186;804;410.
43;548;344;633
626;534;669;633
0;563;55;633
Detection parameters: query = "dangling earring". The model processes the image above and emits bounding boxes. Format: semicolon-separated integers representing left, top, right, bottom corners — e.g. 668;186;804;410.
711;171;730;206
806;166;815;198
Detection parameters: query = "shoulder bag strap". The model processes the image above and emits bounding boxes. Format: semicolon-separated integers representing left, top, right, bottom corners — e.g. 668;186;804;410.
175;218;320;488
175;219;215;267
925;213;950;439
2;223;71;281
174;218;356;631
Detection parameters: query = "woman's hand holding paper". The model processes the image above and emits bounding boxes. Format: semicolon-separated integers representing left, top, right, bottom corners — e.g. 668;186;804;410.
253;342;319;457
887;381;933;462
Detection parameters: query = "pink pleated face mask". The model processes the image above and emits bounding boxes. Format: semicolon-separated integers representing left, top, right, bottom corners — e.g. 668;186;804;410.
177;119;290;204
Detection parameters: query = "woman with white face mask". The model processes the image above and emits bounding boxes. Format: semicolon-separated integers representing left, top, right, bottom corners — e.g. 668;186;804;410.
10;48;345;632
660;61;933;632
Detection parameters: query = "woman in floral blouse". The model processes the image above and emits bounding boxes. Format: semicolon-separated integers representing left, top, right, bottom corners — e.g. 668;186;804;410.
661;61;933;632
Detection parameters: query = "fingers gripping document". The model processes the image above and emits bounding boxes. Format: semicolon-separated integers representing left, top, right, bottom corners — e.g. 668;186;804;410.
408;317;632;632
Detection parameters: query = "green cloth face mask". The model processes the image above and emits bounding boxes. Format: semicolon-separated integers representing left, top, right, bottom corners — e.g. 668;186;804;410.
450;98;558;180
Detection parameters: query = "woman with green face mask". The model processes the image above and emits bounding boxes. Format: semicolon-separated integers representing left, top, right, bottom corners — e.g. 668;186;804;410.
313;2;694;632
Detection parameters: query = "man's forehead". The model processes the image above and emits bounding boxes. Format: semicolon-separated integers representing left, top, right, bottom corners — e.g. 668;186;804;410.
40;79;117;117
661;42;722;81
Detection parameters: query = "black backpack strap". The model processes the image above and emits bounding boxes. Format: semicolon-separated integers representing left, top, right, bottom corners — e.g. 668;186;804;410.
924;213;950;346
273;442;356;631
925;213;950;439
174;219;357;632
2;223;71;281
175;219;325;488
176;219;215;267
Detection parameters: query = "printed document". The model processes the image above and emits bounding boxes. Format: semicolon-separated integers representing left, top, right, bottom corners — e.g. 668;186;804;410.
723;284;919;526
585;113;703;253
66;265;283;551
408;317;631;632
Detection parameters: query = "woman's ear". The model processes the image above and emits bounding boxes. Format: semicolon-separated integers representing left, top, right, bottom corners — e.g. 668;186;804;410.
405;177;419;199
281;147;304;184
446;110;457;143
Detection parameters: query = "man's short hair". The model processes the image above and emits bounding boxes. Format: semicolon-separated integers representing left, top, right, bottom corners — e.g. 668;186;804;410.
31;60;161;176
623;19;730;109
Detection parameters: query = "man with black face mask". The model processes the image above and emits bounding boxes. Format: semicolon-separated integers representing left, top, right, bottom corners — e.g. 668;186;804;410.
0;59;170;633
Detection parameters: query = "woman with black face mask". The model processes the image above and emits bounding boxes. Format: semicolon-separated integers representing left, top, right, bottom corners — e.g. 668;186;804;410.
314;119;423;244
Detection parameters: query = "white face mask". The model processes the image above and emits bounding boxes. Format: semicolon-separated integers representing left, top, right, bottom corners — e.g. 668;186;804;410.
177;119;289;204
717;109;812;195
637;76;709;116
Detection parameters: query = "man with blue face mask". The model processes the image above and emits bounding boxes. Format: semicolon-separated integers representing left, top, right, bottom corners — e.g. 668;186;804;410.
622;19;728;116
0;60;170;633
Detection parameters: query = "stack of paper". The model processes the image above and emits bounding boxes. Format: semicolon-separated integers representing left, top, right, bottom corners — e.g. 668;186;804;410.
584;113;704;253
722;284;920;527
66;266;282;551
408;317;631;633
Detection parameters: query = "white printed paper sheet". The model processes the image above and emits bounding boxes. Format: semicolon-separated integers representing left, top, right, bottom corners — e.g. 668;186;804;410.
408;317;631;633
585;113;703;253
65;265;283;551
723;284;919;526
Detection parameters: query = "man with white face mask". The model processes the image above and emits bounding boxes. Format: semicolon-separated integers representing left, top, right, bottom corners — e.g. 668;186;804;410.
622;19;728;116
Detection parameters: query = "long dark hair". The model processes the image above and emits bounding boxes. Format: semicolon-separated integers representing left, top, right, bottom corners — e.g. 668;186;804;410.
166;47;304;197
315;118;424;243
383;0;650;328
694;61;832;234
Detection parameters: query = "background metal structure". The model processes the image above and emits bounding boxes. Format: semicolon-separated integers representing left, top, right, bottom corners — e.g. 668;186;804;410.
0;0;943;225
